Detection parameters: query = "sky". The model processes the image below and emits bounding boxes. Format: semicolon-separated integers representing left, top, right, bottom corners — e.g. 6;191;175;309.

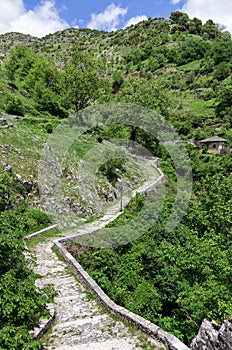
0;0;231;38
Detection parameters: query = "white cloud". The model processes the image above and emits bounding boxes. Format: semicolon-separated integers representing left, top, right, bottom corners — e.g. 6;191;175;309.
124;15;148;28
0;0;69;37
181;0;232;34
0;0;24;33
87;3;127;31
171;0;182;4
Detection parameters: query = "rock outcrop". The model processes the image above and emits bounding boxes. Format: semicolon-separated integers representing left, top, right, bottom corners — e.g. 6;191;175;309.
191;318;232;350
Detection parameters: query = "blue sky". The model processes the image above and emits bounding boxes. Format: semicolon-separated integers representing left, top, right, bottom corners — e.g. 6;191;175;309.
0;0;231;37
21;0;185;28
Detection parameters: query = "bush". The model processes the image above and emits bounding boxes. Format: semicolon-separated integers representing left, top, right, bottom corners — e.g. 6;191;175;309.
213;62;231;81
4;94;25;116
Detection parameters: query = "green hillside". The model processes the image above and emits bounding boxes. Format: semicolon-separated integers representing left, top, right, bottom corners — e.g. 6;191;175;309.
0;11;231;349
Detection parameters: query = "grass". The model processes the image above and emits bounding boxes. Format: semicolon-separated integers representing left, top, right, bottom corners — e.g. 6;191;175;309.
1;114;153;230
136;335;163;350
106;192;145;227
25;228;62;249
187;98;215;115
41;283;58;303
179;59;202;71
108;313;165;349
0;115;52;177
69;135;97;158
180;91;215;116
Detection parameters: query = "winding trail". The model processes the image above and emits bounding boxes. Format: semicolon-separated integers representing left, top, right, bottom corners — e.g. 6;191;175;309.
31;158;166;350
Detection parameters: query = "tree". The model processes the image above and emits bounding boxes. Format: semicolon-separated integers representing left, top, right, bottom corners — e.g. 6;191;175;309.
188;17;202;35
216;76;232;124
111;77;172;151
202;19;219;39
213;62;231;81
4;93;25;116
3;45;68;117
170;11;189;26
112;70;124;94
62;46;101;113
3;45;36;83
210;40;232;65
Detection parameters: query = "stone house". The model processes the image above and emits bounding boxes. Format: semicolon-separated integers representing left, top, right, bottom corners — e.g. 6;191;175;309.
199;136;228;154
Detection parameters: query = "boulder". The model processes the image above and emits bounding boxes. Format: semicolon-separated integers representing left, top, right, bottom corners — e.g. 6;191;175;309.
191;318;232;350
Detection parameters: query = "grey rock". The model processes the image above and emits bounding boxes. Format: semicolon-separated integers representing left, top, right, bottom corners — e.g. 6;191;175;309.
2;163;12;173
6;122;13;128
217;319;232;349
62;197;72;207
0;118;7;126
191;318;232;350
16;173;22;181
23;180;34;192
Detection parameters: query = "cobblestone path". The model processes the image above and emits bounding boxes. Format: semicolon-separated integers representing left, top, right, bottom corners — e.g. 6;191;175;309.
32;158;166;350
34;240;164;350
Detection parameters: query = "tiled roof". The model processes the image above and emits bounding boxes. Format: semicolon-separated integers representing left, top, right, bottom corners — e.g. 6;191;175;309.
199;136;226;143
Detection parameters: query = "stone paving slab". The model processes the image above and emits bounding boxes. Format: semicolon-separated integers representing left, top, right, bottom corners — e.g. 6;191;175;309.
51;338;148;350
32;157;166;350
34;240;164;350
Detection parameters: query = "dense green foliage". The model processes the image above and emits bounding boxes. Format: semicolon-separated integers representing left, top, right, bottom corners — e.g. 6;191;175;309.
68;152;232;344
0;11;231;347
0;169;51;349
0;45;108;118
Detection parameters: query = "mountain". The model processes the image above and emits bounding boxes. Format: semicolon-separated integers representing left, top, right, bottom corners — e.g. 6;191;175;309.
0;12;231;350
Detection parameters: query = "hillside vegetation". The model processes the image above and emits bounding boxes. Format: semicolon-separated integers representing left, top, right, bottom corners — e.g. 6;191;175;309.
0;11;231;349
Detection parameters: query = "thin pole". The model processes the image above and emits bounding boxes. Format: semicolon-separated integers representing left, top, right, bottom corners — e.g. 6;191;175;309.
120;189;123;212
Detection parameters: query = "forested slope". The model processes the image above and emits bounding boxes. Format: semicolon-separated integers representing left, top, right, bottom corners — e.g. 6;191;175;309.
0;11;231;348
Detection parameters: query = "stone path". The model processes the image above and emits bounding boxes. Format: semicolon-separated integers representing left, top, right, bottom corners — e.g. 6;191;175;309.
61;157;163;239
32;158;166;350
34;240;164;349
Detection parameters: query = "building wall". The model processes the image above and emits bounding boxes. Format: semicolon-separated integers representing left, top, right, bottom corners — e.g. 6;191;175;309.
201;142;225;154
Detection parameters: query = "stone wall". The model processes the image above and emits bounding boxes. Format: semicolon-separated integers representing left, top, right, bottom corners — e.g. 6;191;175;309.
54;238;190;350
25;162;189;349
24;161;232;350
24;224;59;240
31;304;56;340
140;162;165;194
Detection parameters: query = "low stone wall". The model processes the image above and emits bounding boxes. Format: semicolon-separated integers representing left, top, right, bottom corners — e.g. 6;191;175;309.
24;224;59;240
26;161;190;349
54;238;190;350
32;304;56;340
139;172;165;194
